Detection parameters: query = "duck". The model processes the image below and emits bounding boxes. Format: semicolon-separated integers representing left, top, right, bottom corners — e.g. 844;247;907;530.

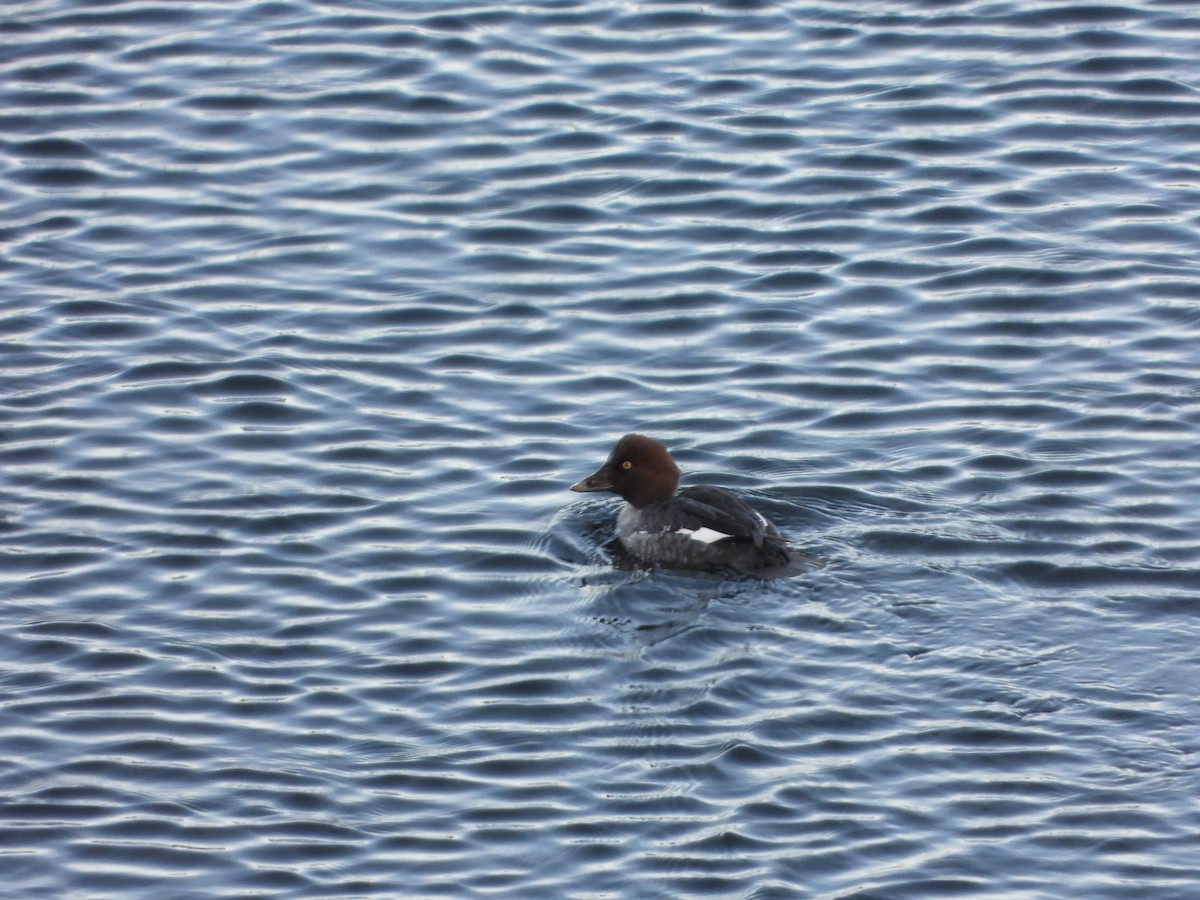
571;433;806;577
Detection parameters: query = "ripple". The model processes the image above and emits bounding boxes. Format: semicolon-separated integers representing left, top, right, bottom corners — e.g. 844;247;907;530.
2;0;1199;897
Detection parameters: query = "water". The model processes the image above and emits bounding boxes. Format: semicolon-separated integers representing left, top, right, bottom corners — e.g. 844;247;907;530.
3;1;1200;897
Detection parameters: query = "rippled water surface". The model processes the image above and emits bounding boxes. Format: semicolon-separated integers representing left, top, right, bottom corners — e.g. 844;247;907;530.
4;1;1200;897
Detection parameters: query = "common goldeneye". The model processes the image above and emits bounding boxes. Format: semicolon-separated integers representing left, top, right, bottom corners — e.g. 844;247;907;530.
570;433;806;577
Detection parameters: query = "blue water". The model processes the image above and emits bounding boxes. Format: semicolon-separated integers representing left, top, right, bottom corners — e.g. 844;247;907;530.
3;1;1200;897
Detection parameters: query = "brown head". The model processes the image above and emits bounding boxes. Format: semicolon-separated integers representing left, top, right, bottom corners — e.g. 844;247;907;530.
570;433;681;508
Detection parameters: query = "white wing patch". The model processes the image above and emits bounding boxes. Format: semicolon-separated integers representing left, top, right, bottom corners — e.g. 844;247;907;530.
677;526;731;544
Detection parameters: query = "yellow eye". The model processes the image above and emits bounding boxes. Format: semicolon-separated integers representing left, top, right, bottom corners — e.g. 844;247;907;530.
621;460;632;470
